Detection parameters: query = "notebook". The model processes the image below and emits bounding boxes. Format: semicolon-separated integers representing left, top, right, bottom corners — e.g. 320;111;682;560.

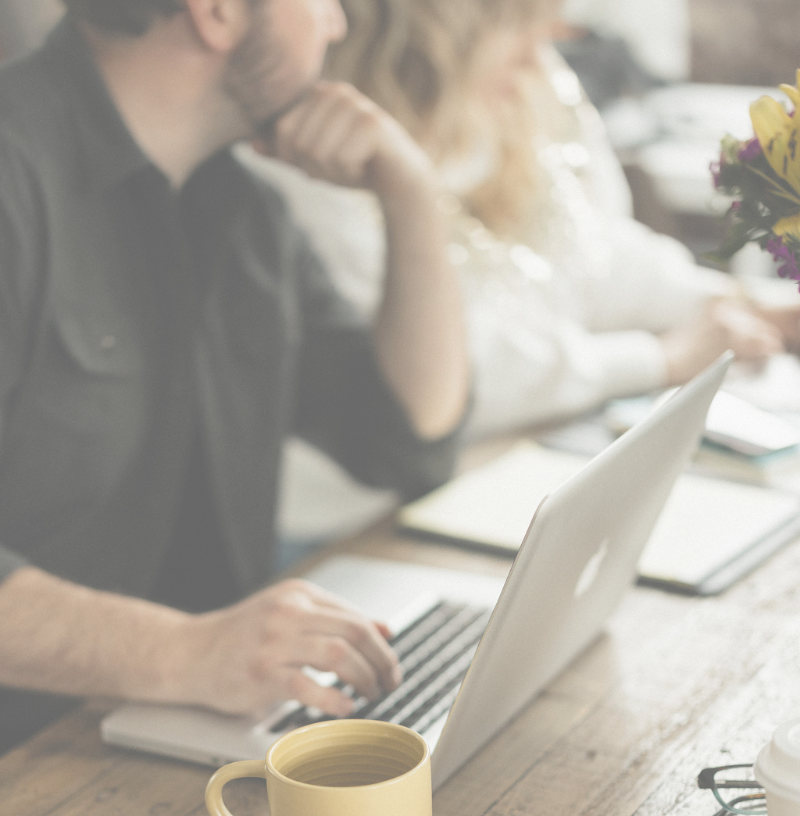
603;379;800;489
398;441;800;595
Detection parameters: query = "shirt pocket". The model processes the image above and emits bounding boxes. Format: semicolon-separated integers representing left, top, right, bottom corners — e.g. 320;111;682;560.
55;307;145;377
0;308;151;535
28;306;149;438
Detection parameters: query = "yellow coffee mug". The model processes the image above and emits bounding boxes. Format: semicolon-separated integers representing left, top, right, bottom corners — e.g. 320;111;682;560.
205;719;432;816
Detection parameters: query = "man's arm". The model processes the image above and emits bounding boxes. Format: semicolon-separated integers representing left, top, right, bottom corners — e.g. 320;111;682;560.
0;124;402;721
268;82;471;439
0;566;399;715
371;154;470;438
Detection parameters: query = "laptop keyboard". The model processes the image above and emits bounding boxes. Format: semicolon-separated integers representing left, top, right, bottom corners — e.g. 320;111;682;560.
269;601;492;735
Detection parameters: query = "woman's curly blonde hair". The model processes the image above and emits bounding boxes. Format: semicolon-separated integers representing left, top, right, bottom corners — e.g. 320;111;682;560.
325;0;557;235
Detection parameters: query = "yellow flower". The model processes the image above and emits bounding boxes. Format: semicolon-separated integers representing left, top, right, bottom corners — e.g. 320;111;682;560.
750;69;800;195
774;212;800;245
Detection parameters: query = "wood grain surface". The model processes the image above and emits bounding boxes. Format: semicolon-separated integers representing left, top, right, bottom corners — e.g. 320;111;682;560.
2;463;799;816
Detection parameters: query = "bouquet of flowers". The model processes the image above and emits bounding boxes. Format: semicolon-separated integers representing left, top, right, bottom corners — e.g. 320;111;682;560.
712;70;800;286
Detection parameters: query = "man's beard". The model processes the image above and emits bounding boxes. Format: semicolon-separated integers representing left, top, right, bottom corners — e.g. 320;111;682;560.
222;5;315;141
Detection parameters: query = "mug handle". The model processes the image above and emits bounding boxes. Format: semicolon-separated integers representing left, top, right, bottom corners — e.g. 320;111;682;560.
205;760;267;816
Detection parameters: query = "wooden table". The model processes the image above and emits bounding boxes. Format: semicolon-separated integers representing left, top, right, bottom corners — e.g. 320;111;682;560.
2;463;800;816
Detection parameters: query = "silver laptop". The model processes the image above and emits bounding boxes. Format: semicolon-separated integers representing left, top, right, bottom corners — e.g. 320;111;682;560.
102;353;732;790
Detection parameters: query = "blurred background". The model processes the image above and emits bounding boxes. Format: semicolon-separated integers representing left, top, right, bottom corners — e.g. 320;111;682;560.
556;0;800;267
2;0;796;271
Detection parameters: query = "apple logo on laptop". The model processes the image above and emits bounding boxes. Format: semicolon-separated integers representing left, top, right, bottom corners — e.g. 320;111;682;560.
574;538;610;598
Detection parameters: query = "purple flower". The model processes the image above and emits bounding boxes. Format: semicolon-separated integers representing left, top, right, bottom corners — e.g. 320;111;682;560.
731;200;742;212
766;236;800;282
738;137;762;162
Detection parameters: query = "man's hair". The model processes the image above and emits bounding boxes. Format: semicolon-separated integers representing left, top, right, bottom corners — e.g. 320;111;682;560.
63;0;263;36
62;0;185;36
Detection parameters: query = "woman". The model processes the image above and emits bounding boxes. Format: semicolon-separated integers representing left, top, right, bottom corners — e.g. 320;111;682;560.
242;0;793;549
248;0;789;439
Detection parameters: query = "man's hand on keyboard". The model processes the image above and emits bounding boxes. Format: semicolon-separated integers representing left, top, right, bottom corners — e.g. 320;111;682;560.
174;580;402;717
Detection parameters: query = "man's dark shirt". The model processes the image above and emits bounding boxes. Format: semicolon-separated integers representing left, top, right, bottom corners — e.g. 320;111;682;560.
0;18;462;606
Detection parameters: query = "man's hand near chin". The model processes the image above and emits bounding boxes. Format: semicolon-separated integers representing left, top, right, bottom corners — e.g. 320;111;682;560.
256;81;471;442
255;80;434;195
0;568;400;718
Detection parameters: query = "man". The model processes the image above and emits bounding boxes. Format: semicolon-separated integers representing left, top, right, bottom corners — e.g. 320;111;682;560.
0;0;470;749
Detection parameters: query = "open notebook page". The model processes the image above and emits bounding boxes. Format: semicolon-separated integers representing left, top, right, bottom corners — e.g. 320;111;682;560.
398;442;800;592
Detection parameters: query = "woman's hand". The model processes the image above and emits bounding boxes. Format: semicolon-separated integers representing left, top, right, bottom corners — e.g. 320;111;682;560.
659;299;784;385
756;304;800;353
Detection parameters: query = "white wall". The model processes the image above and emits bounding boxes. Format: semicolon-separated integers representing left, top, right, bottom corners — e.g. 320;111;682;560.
561;0;691;82
0;0;63;60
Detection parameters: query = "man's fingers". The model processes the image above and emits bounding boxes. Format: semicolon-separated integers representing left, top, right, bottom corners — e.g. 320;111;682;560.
296;581;368;615
243;581;400;711
279;668;355;717
302;608;401;693
278;94;343;156
269;102;320;165
293;97;361;158
333;126;382;182
374;621;393;641
288;634;383;700
272;85;348;161
269;83;386;186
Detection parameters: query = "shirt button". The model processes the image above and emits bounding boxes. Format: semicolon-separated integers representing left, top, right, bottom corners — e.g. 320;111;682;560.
100;335;116;350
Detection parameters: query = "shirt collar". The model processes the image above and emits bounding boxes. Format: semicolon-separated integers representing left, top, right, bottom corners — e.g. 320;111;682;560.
40;16;153;192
